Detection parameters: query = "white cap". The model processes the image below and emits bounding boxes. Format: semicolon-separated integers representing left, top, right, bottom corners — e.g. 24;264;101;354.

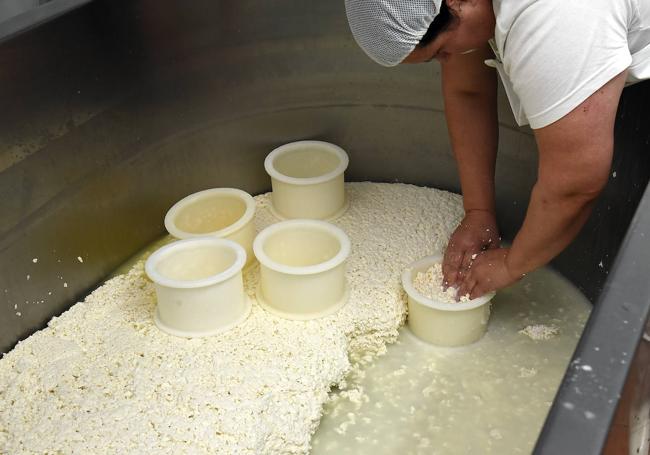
345;0;443;67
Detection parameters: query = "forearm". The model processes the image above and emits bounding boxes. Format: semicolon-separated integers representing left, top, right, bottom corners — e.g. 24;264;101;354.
506;71;626;279
506;181;601;277
443;71;498;213
441;45;499;214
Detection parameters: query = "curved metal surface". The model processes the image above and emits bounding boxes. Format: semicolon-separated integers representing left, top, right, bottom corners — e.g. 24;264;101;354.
0;1;649;453
0;0;92;43
0;0;534;353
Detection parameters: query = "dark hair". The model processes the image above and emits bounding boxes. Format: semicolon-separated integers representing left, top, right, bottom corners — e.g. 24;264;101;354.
418;1;455;47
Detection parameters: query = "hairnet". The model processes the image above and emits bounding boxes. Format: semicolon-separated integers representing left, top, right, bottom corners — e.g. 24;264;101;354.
345;0;443;67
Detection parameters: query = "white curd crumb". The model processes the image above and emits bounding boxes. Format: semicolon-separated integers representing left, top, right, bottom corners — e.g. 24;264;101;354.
489;429;503;440
519;367;538;378
77;256;84;263
392;365;407;377
32;258;38;263
519;324;559;340
413;263;469;303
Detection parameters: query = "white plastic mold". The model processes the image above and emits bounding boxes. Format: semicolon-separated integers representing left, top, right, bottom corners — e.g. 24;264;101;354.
253;219;351;320
145;237;251;338
164;188;256;267
402;254;495;347
264;140;349;220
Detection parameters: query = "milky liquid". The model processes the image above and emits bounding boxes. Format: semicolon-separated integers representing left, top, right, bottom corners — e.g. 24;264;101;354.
312;266;590;455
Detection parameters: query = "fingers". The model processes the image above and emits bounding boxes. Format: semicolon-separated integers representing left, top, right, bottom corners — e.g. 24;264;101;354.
456;247;514;300
469;283;488;300
443;213;501;290
446;249;483;292
460;268;493;300
456;274;476;301
460;250;475;272
442;249;463;289
457;273;490;300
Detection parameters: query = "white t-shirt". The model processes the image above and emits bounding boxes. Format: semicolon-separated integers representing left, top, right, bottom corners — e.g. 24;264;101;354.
491;0;650;129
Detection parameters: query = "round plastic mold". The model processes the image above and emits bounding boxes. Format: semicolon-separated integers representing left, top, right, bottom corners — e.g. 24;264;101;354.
145;237;251;338
264;140;349;220
402;254;495;347
253;219;351;320
164;188;256;267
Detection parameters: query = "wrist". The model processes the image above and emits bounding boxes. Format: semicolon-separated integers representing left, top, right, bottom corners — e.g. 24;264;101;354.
464;207;496;216
504;249;528;281
462;192;496;215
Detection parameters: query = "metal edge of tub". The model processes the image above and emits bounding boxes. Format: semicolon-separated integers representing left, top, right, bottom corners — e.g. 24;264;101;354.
534;183;650;455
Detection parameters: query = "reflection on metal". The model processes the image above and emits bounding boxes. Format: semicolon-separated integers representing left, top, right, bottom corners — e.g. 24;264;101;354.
629;337;650;455
0;1;649;453
0;0;91;42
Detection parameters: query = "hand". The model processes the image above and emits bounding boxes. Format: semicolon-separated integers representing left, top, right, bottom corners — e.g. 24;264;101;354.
442;209;499;289
456;248;521;300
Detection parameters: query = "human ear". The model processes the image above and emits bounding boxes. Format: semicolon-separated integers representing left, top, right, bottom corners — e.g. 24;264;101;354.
444;0;465;15
444;0;459;10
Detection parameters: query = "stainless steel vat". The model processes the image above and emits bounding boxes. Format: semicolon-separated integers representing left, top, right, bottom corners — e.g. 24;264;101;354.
1;1;649;453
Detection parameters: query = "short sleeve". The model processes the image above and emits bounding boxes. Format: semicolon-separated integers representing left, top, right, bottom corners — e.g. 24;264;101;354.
502;0;632;129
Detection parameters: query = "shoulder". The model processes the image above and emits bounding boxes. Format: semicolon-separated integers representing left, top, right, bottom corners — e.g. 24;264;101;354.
496;0;631;57
501;0;632;128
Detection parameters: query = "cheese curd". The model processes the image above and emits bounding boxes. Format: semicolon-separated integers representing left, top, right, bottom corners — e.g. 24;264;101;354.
0;183;463;454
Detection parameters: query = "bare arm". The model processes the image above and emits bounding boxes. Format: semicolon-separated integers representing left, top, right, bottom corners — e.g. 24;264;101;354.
506;71;627;276
441;45;499;214
440;45;500;287
458;70;627;298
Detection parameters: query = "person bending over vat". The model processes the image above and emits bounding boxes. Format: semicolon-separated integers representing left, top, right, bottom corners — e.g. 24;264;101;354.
345;0;650;299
